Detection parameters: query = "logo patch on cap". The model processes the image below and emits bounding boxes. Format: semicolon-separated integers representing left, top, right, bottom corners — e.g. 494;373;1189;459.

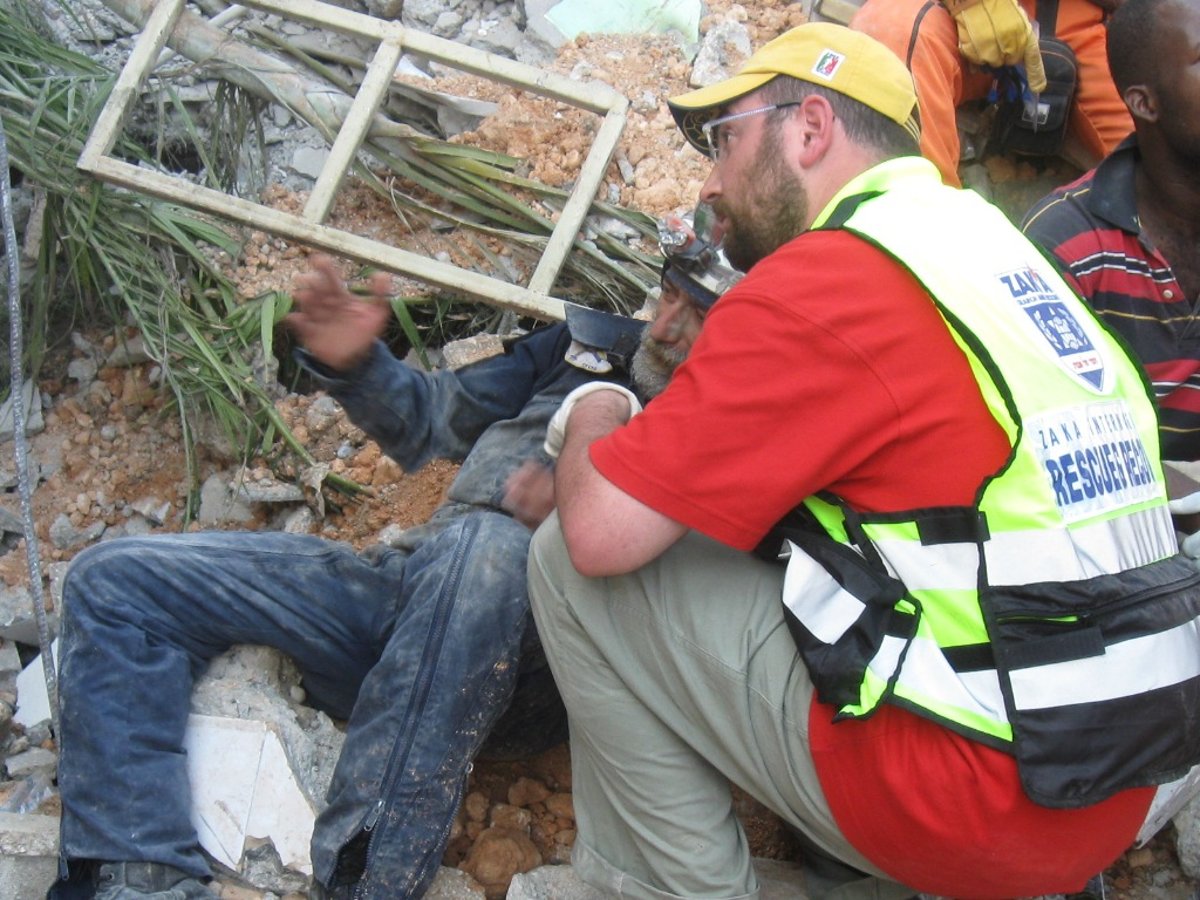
812;50;844;80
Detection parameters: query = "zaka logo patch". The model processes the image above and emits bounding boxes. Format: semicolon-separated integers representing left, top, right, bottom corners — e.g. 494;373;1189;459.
1001;267;1107;392
812;50;844;80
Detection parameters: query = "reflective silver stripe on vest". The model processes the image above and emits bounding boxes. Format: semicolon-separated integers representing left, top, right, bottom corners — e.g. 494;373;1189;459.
869;539;979;591
783;543;1011;723
983;506;1175;584
867;634;909;689
871;506;1175;589
782;541;861;643
896;634;1009;723
1009;615;1200;710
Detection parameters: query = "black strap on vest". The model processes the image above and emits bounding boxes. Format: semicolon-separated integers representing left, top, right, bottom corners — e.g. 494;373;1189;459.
1036;0;1060;37
818;191;882;231
914;508;991;545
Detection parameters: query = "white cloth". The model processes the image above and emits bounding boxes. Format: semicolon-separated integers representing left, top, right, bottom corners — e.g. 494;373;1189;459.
1168;491;1200;560
543;381;642;459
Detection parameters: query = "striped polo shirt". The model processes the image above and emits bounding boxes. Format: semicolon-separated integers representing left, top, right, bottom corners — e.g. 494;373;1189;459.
1023;136;1200;461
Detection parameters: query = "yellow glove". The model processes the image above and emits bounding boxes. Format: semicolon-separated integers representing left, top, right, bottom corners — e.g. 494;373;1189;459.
943;0;1048;92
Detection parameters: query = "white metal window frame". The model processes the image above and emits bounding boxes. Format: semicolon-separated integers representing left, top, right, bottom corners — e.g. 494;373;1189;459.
78;0;631;322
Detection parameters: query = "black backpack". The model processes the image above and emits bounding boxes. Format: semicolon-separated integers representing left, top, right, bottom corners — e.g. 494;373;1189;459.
989;0;1079;157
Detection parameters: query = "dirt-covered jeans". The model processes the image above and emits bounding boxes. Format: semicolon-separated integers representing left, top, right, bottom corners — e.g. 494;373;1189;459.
52;511;562;899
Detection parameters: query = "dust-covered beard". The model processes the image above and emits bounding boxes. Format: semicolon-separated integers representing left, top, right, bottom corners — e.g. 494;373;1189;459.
719;121;809;273
630;326;688;398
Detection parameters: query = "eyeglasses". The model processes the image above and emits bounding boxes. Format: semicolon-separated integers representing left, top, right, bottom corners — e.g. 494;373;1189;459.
700;102;799;162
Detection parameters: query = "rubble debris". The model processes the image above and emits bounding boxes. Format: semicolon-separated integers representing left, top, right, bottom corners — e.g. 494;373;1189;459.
0;811;59;900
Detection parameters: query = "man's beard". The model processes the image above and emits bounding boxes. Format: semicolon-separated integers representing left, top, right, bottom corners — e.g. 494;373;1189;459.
718;124;809;272
630;327;688;398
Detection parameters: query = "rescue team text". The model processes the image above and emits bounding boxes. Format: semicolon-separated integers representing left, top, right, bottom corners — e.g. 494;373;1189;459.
1044;438;1155;505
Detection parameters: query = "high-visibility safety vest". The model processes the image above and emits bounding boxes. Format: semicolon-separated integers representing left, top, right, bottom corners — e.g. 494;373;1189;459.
779;158;1200;808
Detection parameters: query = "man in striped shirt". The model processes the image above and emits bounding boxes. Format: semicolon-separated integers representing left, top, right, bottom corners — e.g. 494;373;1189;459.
1022;0;1200;460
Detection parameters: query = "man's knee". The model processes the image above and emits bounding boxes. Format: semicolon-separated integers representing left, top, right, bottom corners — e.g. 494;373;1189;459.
62;538;152;623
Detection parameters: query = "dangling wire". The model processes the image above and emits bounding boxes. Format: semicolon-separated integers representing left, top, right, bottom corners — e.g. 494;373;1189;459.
0;114;59;739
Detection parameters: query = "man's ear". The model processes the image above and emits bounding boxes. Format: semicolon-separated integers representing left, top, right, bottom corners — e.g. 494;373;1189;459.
1124;84;1158;123
794;95;836;167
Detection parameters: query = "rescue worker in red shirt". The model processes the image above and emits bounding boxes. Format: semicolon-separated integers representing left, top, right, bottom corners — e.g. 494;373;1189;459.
526;21;1200;900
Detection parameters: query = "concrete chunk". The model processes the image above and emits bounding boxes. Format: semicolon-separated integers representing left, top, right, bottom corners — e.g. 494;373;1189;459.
0;380;44;441
4;748;57;780
14;642;56;730
188;646;346;891
0;583;57;648
185;714;316;879
0;812;59;900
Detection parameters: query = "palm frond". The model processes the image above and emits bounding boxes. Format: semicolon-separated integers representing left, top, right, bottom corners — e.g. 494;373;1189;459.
0;3;369;509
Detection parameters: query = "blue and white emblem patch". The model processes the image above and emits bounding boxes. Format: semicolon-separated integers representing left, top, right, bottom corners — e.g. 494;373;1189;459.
1001;267;1106;392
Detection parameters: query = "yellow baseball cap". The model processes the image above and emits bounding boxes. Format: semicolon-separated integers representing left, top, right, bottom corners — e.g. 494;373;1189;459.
669;23;921;156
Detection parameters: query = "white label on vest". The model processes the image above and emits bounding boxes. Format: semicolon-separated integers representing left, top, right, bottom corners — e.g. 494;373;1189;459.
1028;401;1159;522
1000;266;1107;393
564;340;613;374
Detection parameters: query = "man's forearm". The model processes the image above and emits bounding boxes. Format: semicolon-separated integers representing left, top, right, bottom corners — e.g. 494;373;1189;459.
553;392;686;577
554;391;632;532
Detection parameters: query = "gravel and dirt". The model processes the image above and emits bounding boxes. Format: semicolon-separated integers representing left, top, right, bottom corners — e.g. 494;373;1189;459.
2;1;1199;897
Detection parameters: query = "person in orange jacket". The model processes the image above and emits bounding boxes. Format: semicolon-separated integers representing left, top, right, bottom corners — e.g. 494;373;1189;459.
851;0;1131;187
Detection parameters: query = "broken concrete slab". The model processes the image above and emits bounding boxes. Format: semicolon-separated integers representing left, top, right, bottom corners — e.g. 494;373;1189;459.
233;478;306;506
0;380;44;442
192;646;345;804
45;563;69;629
1177;794;1200;880
104;332;154;367
188;645;346;891
0;500;24;534
506;863;606;899
281;506;317;535
47;514;106;552
425;865;487;898
0;770;56;816
0;811;59;900
0;639;21;679
688;19;752;89
14;642;56;730
128;496;171;526
197;472;255;526
4;748;57;781
520;0;569;49
184;714;316;883
14;642;346;892
0;583;57;648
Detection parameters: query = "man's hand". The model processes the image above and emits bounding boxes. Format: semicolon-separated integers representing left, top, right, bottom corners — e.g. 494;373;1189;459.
501;461;557;529
943;0;1048;92
287;254;393;373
